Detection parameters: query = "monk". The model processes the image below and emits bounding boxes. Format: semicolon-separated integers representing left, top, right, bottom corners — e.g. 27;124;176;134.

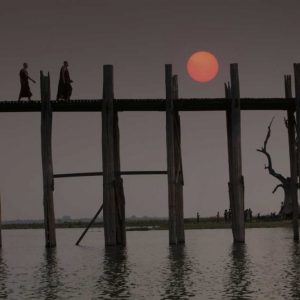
56;61;73;100
18;63;36;101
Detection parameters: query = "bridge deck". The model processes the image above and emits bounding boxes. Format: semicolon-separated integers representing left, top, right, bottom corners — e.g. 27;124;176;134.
0;98;294;112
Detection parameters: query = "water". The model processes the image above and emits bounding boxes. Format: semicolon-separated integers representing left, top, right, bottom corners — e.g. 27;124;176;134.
0;227;299;299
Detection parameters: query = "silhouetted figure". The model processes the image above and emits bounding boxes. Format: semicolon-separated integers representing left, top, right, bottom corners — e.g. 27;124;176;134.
56;61;73;100
249;208;252;222
217;211;220;222
196;212;200;223
228;208;232;221
18;63;36;101
224;209;228;222
244;209;248;222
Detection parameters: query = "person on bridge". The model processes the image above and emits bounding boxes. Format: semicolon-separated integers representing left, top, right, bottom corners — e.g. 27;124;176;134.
18;63;36;101
56;61;73;100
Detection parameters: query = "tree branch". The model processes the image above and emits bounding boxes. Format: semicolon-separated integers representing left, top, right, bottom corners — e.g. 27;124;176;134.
256;118;287;184
272;184;284;194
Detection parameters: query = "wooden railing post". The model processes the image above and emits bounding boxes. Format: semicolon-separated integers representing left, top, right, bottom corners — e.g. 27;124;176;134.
226;64;245;243
165;65;185;245
40;71;56;248
102;65;126;246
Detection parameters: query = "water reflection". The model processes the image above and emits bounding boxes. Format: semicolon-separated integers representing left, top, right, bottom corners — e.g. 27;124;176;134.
0;250;8;299
288;243;300;299
36;248;61;300
161;245;194;300
223;243;253;299
96;247;131;299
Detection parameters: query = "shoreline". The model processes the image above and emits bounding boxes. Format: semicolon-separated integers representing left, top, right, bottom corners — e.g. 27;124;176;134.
1;218;293;231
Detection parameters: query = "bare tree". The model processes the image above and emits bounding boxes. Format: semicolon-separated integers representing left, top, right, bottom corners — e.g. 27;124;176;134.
257;117;294;217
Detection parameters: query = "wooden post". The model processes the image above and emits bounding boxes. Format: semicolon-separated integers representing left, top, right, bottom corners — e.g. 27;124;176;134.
165;65;185;245
226;64;245;243
40;71;56;248
293;64;300;242
0;194;2;248
102;65;126;246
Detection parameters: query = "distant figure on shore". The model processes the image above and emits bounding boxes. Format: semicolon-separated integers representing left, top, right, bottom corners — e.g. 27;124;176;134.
217;211;220;222
224;209;228;222
228;208;232;220
18;63;36;101
197;212;200;223
56;61;73;100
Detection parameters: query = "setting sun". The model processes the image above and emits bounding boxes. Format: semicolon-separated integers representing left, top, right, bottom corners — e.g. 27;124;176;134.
187;51;219;82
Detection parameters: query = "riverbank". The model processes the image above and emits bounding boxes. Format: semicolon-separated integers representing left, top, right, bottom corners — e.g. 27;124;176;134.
1;218;293;230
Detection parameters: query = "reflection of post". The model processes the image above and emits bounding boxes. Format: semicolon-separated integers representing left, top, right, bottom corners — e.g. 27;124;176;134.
224;243;252;298
95;248;130;299
40;71;56;248
102;65;126;246
0;250;8;298
162;245;193;299
37;249;60;299
226;64;245;243
165;65;185;245
289;243;300;298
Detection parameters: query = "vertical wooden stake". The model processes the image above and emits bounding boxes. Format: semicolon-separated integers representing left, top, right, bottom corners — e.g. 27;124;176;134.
226;64;245;243
166;65;185;245
293;64;300;242
40;71;56;248
0;193;2;248
102;65;126;246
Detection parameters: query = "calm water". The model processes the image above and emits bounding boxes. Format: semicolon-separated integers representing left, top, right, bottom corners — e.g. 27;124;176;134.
0;227;299;299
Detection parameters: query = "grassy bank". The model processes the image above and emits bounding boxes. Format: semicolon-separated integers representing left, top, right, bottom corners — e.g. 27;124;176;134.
1;218;293;230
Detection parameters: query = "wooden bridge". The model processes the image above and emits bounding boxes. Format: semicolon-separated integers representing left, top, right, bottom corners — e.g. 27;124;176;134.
2;63;300;248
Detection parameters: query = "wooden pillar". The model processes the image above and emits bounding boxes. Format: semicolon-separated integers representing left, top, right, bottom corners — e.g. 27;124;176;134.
293;64;300;241
226;64;245;243
0;194;2;248
40;71;56;248
102;65;126;246
165;64;185;245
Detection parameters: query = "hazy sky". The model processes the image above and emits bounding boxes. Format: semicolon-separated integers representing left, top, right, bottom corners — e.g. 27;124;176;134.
0;0;300;220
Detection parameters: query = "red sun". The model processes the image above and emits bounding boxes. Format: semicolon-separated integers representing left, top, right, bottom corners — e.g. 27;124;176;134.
187;51;219;82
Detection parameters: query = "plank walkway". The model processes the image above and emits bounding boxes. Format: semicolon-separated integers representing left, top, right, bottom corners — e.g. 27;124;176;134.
0;98;295;112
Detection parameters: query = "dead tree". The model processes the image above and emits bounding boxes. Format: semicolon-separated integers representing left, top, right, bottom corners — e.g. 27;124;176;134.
257;117;297;217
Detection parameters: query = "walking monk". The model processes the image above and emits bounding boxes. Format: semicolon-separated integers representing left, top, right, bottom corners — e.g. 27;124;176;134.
56;61;73;100
18;63;36;101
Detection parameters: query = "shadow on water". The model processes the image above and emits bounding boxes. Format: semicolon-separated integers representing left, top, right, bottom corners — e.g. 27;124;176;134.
223;243;253;300
36;248;61;300
0;250;8;299
161;245;194;300
287;242;300;299
95;247;131;299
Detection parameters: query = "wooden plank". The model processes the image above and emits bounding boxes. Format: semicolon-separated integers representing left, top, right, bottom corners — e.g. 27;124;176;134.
0;98;296;112
75;204;103;246
53;171;167;178
228;64;245;243
40;71;56;248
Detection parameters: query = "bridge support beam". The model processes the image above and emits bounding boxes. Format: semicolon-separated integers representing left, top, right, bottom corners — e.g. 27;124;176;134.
165;65;185;245
225;64;245;243
102;65;126;247
293;64;300;242
40;71;56;248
